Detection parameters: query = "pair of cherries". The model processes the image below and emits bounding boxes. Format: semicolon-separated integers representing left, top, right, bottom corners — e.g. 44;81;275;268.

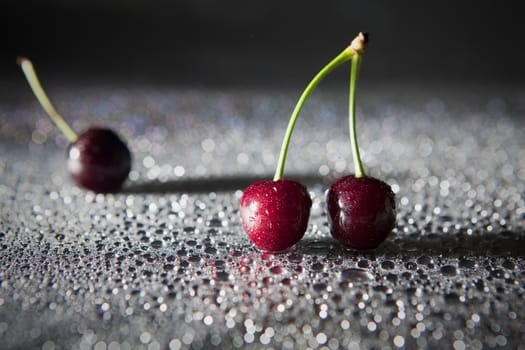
240;33;396;252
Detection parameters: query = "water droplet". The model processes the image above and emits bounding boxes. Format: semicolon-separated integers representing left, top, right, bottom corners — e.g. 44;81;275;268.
357;259;370;268
230;249;242;257
204;246;217;254
405;262;417;270
416;256;432;265
261;253;273;260
188;255;201;263
313;283;327;292
502;260;515;270
386;273;398;282
151;240;163;249
213;260;226;269
301;240;331;254
459;259;475;269
381;260;395;270
213;271;229;281
287;253;303;263
281;278;292;286
445;293;460;304
311;262;324;272
441;265;457;276
373;285;392;294
269;266;284;274
341;268;373;282
490;269;507;279
206;218;222;227
262;276;273;284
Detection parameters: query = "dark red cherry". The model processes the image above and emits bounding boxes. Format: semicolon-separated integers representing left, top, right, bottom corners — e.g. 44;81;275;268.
327;175;396;249
67;127;132;193
240;179;312;252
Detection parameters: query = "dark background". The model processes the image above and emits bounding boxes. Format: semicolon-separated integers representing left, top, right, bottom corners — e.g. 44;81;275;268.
3;0;525;87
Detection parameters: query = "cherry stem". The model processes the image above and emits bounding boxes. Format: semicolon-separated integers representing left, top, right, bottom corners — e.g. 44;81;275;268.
349;53;366;178
273;49;353;181
17;57;78;142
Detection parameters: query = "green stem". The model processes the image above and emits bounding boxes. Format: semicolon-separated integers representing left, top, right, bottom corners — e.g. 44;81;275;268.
273;49;353;181
349;54;365;178
18;58;78;142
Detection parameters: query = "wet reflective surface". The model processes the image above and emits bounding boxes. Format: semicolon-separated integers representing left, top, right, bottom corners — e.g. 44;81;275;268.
1;84;525;349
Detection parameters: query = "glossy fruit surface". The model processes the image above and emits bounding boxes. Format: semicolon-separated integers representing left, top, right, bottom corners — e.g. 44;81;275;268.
240;179;312;252
67;127;131;193
327;175;395;249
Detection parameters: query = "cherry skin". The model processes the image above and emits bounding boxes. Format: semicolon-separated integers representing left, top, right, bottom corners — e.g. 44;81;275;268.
240;179;312;252
327;175;396;249
67;127;132;193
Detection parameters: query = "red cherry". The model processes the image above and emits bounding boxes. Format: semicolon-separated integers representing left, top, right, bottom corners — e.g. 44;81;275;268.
327;175;396;249
67;127;131;193
240;179;312;252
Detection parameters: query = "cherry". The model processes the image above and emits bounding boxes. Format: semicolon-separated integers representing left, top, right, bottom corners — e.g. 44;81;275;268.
327;176;395;249
326;33;397;249
240;179;311;252
240;33;368;252
68;127;131;193
18;58;132;193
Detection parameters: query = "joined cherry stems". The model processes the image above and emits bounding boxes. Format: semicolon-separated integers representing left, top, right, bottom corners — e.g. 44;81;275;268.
273;32;367;181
